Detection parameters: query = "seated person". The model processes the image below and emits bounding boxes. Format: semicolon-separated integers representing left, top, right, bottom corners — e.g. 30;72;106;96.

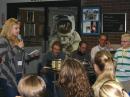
99;80;129;97
71;40;96;85
92;50;116;97
58;58;94;97
92;50;128;97
17;75;46;97
41;40;66;97
42;40;66;68
71;40;90;61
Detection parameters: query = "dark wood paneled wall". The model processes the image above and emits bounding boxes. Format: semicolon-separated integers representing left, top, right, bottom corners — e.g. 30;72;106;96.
81;0;130;51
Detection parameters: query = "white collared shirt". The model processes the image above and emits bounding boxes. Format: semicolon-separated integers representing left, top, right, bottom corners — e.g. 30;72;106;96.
91;45;110;62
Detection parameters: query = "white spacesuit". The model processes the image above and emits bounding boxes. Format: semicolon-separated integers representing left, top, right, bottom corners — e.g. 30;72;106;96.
49;15;81;55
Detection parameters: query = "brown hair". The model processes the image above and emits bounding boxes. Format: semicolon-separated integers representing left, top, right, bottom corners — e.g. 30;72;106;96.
58;58;93;97
94;50;113;72
51;40;62;50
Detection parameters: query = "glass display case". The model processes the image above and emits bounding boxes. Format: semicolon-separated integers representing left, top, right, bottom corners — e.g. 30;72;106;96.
17;7;45;46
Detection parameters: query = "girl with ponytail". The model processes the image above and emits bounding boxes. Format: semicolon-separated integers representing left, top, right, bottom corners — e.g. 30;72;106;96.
92;50;116;97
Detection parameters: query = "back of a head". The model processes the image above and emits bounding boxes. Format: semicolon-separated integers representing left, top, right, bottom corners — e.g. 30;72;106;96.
58;58;93;97
94;50;114;72
59;58;86;85
99;81;129;97
93;51;116;97
94;50;116;84
18;75;46;97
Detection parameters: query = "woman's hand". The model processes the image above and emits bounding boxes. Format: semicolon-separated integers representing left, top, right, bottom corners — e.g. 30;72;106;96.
17;40;24;48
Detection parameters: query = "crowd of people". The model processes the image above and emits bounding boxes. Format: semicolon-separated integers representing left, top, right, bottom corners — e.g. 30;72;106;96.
0;18;130;97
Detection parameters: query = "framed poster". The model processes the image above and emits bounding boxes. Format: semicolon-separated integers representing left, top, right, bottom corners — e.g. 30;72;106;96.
81;6;100;35
102;13;127;32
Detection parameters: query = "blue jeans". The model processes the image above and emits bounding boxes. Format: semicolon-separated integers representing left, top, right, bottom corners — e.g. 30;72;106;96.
0;78;18;97
45;72;54;97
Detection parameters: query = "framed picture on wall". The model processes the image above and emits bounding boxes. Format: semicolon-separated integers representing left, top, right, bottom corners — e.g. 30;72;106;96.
102;13;127;32
81;6;100;35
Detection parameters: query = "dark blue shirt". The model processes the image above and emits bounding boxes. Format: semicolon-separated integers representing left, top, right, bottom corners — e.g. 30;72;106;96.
71;50;91;62
42;51;66;67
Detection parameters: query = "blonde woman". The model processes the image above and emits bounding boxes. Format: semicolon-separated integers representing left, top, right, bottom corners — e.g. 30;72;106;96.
0;18;24;97
92;50;116;97
58;58;93;97
99;80;129;97
18;75;46;97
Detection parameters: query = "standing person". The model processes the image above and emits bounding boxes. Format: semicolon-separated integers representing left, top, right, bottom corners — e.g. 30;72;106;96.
0;18;24;97
41;40;66;97
114;34;130;92
91;33;113;63
58;58;94;97
71;40;96;85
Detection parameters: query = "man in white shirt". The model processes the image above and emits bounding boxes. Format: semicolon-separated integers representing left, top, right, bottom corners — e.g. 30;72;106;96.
91;33;112;63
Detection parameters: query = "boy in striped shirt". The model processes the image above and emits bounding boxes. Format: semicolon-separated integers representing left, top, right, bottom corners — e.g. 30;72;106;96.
114;33;130;92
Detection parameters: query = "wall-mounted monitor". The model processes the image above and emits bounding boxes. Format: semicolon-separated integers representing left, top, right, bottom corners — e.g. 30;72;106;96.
102;13;127;32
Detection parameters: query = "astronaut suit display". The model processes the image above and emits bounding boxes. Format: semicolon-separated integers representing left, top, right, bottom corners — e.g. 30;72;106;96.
49;15;81;55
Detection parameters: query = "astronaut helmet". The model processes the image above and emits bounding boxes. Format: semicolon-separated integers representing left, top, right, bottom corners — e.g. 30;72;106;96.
53;15;75;35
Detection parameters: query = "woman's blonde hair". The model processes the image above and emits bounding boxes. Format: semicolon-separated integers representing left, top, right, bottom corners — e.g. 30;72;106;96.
58;58;93;97
92;50;116;97
18;75;46;97
99;80;129;97
0;18;20;45
94;50;115;80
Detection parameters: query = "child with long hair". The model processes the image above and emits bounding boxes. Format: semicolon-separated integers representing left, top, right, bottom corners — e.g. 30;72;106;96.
58;58;93;97
93;50;129;97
